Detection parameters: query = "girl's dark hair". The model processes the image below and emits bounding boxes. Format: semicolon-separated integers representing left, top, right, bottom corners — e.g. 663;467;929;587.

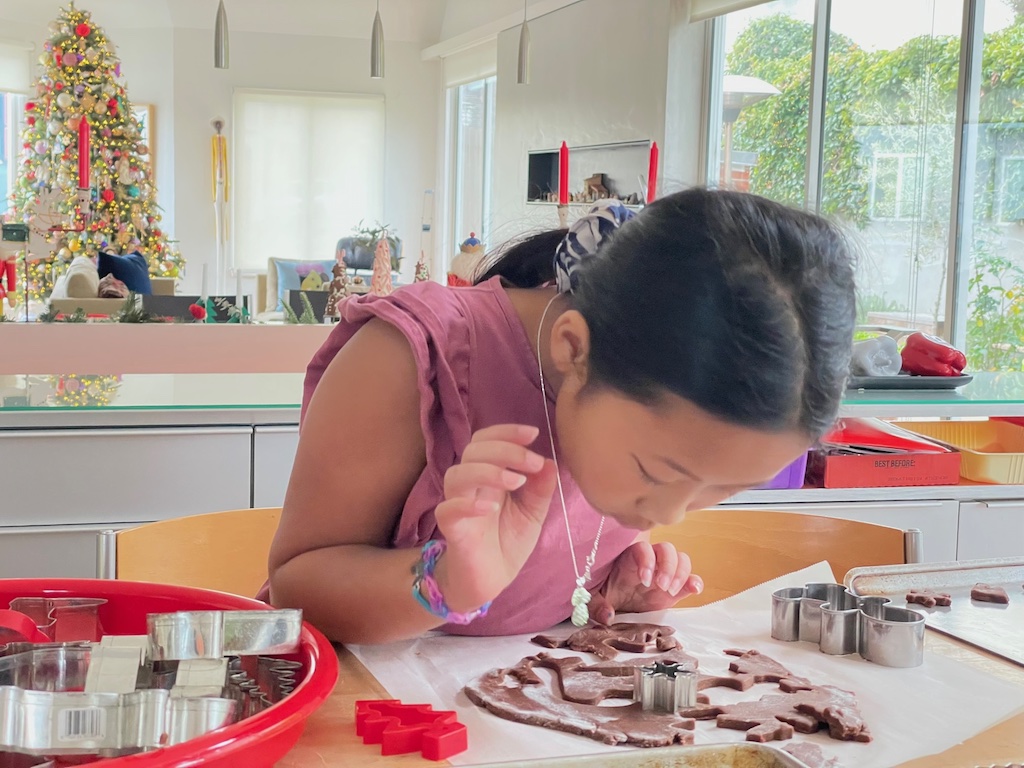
475;188;856;439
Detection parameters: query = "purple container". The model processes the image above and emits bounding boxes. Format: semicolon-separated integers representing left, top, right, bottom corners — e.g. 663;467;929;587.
756;452;809;490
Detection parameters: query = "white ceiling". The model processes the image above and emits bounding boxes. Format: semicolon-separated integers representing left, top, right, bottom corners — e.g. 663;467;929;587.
0;0;448;43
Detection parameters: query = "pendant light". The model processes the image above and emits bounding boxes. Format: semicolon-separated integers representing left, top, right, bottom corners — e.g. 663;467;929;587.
214;0;229;69
517;0;530;85
370;0;385;79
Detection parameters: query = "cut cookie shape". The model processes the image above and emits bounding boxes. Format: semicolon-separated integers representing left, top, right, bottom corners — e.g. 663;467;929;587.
971;584;1009;604
532;623;680;660
783;742;840;768
680;682;871;743
906;589;952;608
464;655;695;747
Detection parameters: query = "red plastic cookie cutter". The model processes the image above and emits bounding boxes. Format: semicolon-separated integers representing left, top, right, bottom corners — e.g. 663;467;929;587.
354;699;467;761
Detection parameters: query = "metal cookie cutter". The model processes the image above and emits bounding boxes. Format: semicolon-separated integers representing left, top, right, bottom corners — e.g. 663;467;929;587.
224;656;303;718
7;598;106;643
772;583;924;668
633;660;698;712
0;686;237;756
147;609;302;661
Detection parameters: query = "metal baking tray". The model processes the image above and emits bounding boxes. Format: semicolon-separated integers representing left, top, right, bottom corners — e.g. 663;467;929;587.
461;743;812;767
845;557;1024;667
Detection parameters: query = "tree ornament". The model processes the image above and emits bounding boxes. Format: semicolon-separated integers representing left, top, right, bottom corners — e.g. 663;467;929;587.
62;52;78;68
76;23;92;37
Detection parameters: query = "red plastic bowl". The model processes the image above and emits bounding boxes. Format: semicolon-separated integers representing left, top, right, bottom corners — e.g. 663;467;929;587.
0;579;338;768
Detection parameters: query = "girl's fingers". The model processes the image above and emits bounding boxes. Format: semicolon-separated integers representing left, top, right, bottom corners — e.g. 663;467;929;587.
628;541;656;589
461;440;546;475
444;462;528;499
434;495;501;529
667;550;694;596
651;542;679;593
681;573;704;597
469;424;540;446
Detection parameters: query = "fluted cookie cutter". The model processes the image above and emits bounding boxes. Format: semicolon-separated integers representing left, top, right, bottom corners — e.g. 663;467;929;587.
0;686;236;756
633;660;698;712
147;609;302;661
772;583;924;668
224;656;303;717
7;598;106;643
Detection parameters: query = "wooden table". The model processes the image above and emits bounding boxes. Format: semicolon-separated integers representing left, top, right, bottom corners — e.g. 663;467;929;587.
278;634;1024;767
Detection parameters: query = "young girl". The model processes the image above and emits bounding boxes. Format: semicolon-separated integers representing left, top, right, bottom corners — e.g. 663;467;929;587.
266;188;856;645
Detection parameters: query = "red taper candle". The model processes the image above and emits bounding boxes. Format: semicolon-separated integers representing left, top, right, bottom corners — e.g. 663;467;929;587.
558;141;569;206
647;141;659;204
77;114;90;189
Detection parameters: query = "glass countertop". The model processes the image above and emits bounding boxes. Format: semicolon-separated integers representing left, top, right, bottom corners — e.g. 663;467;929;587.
2;371;1024;415
0;373;304;412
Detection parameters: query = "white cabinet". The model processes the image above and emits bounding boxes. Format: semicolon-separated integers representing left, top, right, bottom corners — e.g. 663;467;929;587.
0;524;133;578
0;428;252;525
252;426;299;508
719;499;960;563
957;500;1024;560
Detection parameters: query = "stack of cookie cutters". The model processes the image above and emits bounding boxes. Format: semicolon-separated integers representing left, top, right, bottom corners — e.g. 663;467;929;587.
771;582;924;668
633;660;698;712
0;605;304;758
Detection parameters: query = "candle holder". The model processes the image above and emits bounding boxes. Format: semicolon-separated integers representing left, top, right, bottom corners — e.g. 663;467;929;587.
557;204;568;229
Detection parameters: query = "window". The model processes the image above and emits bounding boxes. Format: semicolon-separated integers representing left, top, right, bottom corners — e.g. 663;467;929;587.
232;90;385;274
450;76;496;251
1;92;26;215
997;155;1024;224
705;0;966;339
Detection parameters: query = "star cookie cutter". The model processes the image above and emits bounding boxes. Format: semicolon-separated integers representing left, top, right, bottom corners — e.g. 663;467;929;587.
633;660;698;712
772;582;924;668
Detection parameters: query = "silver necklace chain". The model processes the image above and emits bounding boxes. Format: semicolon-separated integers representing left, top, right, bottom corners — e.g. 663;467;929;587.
536;294;605;626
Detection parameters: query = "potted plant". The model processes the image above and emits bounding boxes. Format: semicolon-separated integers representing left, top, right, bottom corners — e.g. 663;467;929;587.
351;220;402;272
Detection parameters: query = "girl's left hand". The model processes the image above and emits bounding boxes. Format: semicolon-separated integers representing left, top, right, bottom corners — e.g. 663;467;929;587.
587;541;704;625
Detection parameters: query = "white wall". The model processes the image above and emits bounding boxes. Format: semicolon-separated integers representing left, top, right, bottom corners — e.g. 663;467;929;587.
171;28;440;294
489;0;674;242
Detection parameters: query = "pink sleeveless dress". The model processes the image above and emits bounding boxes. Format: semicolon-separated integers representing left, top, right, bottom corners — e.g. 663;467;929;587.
298;277;639;636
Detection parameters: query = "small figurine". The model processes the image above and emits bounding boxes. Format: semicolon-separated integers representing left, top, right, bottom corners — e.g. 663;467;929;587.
448;232;485;288
414;250;430;283
371;236;394;296
325;247;350;318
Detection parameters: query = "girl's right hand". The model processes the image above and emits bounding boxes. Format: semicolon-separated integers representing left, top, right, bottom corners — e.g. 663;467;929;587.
433;424;557;613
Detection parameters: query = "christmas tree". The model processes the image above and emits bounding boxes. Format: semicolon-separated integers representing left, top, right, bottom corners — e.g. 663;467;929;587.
9;2;183;303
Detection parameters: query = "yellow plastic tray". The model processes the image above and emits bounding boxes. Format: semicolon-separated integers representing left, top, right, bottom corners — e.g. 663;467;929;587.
898;420;1024;484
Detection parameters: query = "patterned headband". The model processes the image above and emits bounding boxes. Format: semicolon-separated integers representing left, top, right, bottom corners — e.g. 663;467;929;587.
553;199;636;293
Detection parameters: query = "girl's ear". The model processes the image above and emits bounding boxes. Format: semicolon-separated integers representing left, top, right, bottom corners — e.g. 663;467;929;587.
550;310;591;384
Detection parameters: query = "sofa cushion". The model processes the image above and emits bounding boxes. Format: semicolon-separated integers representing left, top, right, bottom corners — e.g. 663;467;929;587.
64;257;100;298
268;258;334;312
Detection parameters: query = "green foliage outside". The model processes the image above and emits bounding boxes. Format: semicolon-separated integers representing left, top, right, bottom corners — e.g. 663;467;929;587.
726;9;1024;371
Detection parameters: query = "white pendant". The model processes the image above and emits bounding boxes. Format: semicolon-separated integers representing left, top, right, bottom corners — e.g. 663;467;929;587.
570;585;591;627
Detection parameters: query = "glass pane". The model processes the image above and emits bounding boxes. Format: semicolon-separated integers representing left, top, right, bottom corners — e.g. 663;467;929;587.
964;5;1024;370
713;1;815;203
453;79;488;245
825;0;964;336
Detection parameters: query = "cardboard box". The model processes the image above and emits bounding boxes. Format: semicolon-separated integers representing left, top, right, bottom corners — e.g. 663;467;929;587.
806;449;961;488
150;277;176;296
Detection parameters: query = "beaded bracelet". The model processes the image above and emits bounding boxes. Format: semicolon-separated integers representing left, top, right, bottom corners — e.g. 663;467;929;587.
411;539;491;625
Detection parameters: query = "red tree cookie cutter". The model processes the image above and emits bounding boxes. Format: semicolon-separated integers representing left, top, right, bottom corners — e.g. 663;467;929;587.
354;699;467;760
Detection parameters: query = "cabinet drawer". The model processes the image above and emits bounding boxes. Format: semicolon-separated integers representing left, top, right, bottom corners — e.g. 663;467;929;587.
718;500;959;563
253;426;299;509
0;524;133;579
0;428;251;525
957;500;1024;560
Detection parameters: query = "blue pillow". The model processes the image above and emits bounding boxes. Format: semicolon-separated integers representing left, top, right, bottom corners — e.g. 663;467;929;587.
274;259;334;311
97;251;152;295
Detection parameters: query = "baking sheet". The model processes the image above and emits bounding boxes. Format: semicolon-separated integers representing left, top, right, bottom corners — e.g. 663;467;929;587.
463;742;808;767
348;562;1024;768
845;557;1024;667
846;374;973;390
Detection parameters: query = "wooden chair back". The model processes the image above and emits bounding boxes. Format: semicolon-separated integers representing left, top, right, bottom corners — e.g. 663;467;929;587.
110;508;282;597
649;508;908;607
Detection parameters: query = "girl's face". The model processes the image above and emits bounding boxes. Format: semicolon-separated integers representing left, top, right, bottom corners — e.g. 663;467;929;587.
547;310;811;531
555;385;811;530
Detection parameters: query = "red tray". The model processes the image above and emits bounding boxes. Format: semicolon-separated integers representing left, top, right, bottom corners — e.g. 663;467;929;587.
0;579;338;768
